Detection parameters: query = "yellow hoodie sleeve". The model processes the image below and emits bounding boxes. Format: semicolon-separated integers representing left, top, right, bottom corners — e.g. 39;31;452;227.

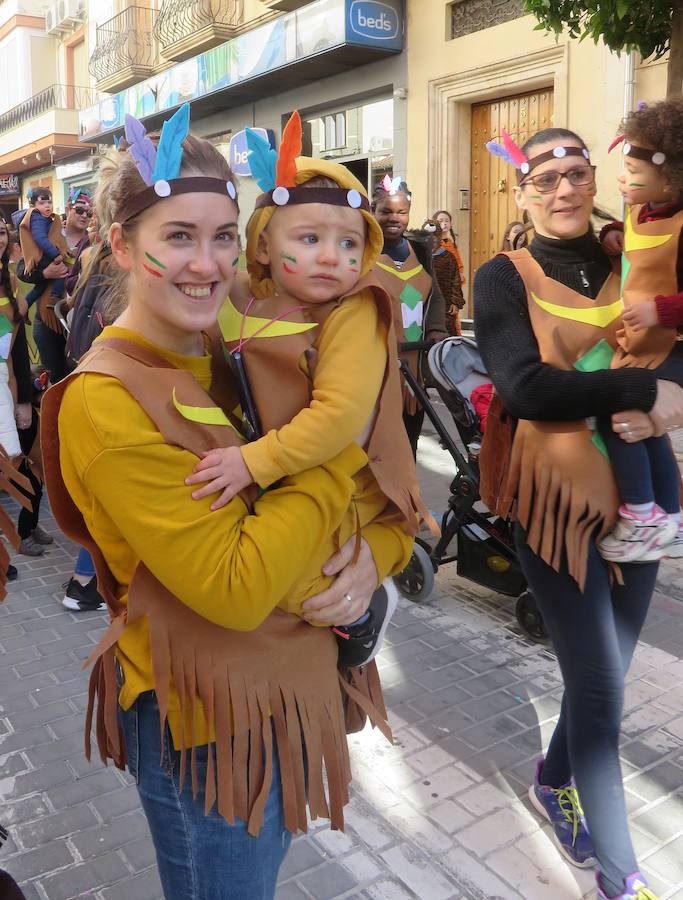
59;371;367;632
241;293;387;488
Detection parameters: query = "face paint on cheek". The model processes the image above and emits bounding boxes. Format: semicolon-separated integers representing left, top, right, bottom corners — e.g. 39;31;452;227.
280;252;297;274
348;257;359;273
143;251;166;278
232;257;239;268
628;182;646;188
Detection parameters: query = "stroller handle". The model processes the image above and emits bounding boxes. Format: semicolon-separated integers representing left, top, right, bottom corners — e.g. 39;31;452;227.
399;340;435;353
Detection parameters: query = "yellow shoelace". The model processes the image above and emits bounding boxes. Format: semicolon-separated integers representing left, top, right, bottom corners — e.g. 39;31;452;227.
552;785;584;845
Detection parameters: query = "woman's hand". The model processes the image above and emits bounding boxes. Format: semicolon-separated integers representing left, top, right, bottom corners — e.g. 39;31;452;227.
611;410;655;442
601;228;624;257
302;537;378;626
43;259;68;279
650;380;683;436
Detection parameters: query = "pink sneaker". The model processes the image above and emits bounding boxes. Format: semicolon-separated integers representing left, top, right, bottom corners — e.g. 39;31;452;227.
598;506;677;563
596;872;658;899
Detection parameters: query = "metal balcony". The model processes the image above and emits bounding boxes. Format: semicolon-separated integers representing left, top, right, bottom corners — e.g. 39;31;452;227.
154;0;243;62
0;84;97;136
89;5;158;93
260;0;311;9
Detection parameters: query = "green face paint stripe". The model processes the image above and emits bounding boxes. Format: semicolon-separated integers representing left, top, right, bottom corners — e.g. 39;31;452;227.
628;182;646;188
144;251;166;269
349;258;358;265
281;252;297;264
232;257;239;266
529;194;543;201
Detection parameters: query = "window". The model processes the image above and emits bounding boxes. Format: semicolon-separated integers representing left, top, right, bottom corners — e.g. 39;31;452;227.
316;112;347;152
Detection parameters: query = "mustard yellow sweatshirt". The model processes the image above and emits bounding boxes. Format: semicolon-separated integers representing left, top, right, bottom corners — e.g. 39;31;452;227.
59;326;412;744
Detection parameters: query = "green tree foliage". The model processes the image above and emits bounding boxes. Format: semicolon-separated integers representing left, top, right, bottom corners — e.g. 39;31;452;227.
523;0;683;95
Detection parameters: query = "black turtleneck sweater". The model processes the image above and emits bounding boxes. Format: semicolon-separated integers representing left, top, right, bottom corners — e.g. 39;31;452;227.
473;230;658;422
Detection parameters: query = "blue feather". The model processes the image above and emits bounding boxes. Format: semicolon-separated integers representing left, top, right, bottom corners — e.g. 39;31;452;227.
485;140;513;165
152;103;190;183
246;128;277;192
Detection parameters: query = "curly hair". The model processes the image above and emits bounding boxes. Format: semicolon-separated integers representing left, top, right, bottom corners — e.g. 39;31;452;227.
622;98;683;200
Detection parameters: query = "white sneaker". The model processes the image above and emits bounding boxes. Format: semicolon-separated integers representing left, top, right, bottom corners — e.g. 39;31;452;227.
599;506;678;562
641;521;683;561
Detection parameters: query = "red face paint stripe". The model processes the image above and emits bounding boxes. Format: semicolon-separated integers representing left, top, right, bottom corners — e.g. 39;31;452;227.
143;263;163;278
283;263;296;274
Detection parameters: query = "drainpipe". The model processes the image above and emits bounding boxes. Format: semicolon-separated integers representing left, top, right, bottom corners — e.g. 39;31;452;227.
621;52;635;218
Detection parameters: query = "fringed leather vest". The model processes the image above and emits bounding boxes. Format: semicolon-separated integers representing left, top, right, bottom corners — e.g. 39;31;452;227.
613;204;683;369
374;246;433;414
41;335;391;837
219;274;434;537
486;250;622;590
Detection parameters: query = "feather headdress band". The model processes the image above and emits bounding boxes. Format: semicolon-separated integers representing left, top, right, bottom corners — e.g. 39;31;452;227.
118;103;237;223
247;110;368;212
608;134;666;166
485;128;591;177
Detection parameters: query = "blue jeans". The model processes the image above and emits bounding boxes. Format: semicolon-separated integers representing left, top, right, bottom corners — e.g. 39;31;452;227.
119;691;292;899
516;529;658;896
74;547;96;578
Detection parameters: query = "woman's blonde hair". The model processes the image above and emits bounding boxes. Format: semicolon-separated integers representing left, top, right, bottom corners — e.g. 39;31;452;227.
93;133;237;320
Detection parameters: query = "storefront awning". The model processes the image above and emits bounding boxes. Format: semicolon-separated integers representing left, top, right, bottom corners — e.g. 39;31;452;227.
79;0;403;143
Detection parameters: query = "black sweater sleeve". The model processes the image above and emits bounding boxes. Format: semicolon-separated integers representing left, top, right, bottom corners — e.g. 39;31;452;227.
473;256;658;421
11;324;32;405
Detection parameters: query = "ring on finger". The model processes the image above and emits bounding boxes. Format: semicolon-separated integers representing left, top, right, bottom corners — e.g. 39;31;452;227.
343;592;353;604
620;421;631;433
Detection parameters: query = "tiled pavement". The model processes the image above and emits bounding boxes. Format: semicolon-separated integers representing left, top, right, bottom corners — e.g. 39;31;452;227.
1;418;683;900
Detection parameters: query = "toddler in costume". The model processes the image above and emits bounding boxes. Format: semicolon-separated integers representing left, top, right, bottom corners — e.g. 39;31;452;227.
19;188;71;310
187;112;432;665
598;99;683;563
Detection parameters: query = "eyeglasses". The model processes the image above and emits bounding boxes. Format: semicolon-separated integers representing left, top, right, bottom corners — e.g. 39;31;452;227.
520;166;596;194
73;206;93;217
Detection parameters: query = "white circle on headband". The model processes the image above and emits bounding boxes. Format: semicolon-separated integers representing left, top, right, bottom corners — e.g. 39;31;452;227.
582;149;590;159
226;181;237;200
347;189;362;209
520;162;530;174
652;152;666;165
272;186;290;206
553;147;567;158
623;142;632;156
154;180;171;198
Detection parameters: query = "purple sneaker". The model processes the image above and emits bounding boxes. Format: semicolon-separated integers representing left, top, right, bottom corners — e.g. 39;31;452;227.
596;872;658;899
528;758;596;868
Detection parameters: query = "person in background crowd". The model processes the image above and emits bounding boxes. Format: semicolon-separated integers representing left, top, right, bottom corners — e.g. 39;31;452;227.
17;190;93;384
423;217;465;335
434;209;466;286
0;217;52;560
475;125;682;900
372;178;448;455
501;216;532;251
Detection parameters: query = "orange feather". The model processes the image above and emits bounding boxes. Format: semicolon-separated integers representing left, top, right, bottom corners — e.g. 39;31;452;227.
276;110;302;187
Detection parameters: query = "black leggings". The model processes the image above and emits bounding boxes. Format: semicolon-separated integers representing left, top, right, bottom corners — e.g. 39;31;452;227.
14;412;43;540
515;529;658;896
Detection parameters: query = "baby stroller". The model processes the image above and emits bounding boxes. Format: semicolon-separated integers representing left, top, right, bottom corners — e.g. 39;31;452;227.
394;337;547;642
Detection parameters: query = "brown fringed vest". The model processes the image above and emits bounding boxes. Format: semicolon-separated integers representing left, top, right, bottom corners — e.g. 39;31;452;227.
481;250;623;590
613;204;683;369
41;335;391;837
220;274;434;538
373;246;433;414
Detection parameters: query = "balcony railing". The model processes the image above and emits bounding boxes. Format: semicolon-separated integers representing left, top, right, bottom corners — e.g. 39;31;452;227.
0;83;97;136
89;5;158;90
154;0;243;62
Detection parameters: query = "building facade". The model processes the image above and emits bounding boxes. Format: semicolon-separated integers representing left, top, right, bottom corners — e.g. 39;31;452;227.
0;0;96;215
406;0;669;305
79;0;407;230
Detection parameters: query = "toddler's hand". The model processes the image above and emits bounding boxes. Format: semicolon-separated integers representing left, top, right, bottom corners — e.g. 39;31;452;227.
185;446;254;511
622;300;658;332
601;229;624;256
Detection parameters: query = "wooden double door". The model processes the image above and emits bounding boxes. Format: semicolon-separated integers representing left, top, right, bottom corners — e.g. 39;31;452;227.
469;88;554;287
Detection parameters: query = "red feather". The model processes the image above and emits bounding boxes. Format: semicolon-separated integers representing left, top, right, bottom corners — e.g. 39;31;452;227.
501;129;528;168
276;111;302;187
608;134;625;154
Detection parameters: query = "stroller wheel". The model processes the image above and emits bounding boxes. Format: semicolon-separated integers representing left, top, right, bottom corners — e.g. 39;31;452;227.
515;592;547;642
394;543;435;603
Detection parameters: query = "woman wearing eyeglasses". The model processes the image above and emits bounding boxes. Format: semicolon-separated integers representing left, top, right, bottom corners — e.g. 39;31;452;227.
474;127;683;900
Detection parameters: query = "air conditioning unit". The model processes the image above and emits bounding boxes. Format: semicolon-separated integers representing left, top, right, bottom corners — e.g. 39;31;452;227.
45;3;68;34
57;0;84;27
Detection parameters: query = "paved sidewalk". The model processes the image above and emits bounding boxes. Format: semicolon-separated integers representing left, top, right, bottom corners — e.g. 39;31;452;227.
1;423;682;899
